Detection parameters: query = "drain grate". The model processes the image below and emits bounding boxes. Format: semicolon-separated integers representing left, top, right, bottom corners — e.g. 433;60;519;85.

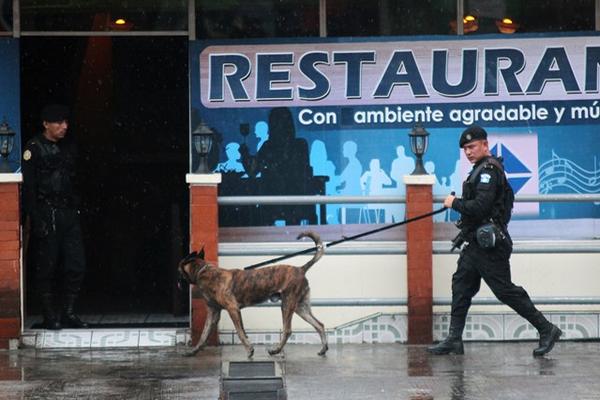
221;361;286;400
229;361;276;377
228;391;282;400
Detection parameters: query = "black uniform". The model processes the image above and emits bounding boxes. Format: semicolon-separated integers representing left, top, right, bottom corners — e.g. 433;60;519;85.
448;156;550;336
22;134;86;297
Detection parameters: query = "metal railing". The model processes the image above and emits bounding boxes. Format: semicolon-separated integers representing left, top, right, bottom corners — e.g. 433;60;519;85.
218;193;600;205
252;297;600;307
218;193;600;253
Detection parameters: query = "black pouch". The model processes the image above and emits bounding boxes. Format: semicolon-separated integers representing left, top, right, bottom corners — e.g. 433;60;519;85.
475;223;499;249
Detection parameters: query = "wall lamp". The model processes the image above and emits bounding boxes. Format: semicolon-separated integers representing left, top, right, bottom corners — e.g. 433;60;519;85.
408;124;429;175
192;121;215;174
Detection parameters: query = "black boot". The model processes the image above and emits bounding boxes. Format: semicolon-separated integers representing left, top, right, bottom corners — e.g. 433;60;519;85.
529;312;561;357
426;334;464;355
533;324;562;357
40;293;61;330
61;294;89;328
427;319;464;355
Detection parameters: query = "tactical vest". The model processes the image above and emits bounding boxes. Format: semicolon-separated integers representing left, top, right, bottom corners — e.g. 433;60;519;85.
32;138;78;208
462;156;514;228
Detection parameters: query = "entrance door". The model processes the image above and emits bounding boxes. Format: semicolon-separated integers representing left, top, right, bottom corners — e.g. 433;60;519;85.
21;36;189;327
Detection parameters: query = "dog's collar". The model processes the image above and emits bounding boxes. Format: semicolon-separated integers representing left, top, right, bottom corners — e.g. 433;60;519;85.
191;262;212;282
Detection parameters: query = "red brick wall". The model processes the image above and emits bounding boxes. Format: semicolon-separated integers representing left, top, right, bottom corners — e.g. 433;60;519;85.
406;184;433;344
189;184;219;346
0;182;21;349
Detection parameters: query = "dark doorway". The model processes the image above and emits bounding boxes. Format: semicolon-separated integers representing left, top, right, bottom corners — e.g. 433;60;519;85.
21;36;190;326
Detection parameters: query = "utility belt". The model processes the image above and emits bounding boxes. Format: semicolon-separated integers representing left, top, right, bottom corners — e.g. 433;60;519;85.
451;220;507;252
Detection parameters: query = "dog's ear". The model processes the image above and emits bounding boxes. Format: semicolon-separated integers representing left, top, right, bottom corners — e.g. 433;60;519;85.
180;250;199;265
198;247;205;259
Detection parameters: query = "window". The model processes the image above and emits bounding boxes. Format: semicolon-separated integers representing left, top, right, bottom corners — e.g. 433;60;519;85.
463;0;595;35
0;0;12;34
196;0;319;39
20;0;187;31
327;0;456;37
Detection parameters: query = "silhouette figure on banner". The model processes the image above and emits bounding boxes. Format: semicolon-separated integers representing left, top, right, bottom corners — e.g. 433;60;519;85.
425;161;450;222
360;159;392;223
309;139;339;224
239;107;316;226
214;142;247;176
335;141;364;223
388;145;415;222
255;121;269;151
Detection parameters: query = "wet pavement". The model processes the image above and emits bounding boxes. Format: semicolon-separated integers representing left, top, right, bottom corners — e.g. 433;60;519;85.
1;341;599;399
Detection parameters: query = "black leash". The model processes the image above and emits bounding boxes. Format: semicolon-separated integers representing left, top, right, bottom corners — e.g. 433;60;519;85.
244;206;448;270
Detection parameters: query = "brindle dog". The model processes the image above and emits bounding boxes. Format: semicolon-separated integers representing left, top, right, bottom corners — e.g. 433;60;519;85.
178;231;327;358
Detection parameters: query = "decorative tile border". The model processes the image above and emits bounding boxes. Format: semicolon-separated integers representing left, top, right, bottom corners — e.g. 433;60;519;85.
21;328;189;349
434;312;600;341
221;312;600;345
220;313;408;345
21;312;600;348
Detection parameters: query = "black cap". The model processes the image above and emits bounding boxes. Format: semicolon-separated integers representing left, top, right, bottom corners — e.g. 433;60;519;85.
41;104;70;123
459;125;487;148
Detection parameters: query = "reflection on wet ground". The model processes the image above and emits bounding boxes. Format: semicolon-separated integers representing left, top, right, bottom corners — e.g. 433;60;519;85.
1;342;599;399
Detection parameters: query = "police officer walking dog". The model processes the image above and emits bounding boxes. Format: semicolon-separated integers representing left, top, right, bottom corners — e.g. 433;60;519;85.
22;104;88;330
427;125;561;357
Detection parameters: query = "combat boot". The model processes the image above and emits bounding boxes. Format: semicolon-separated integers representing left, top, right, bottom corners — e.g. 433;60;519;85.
426;334;464;355
533;324;562;357
427;318;465;355
40;293;61;330
61;294;89;329
528;312;561;357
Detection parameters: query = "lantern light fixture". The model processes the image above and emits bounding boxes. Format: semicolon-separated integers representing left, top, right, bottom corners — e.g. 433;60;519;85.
408;124;430;175
0;118;16;173
192;121;215;174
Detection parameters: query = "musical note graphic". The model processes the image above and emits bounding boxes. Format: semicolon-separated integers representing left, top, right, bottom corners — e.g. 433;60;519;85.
539;151;600;197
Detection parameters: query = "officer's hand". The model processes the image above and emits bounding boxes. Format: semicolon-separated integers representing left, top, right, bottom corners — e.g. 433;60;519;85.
443;194;456;209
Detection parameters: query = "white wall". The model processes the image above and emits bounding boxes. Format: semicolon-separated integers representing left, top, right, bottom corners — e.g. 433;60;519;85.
216;242;600;332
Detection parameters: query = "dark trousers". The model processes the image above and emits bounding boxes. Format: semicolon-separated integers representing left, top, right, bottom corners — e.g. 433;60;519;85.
31;207;86;296
450;239;546;334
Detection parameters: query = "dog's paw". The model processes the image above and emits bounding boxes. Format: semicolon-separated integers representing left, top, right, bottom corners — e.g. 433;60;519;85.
183;351;197;357
267;347;281;356
317;345;329;356
246;347;255;359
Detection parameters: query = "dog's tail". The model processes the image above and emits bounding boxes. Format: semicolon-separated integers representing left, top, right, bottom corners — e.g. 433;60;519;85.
297;231;324;273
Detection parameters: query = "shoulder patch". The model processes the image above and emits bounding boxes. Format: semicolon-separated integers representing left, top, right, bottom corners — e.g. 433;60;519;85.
23;150;32;161
480;173;491;184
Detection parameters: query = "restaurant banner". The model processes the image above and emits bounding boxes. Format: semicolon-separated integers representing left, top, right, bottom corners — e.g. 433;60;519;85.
190;34;600;226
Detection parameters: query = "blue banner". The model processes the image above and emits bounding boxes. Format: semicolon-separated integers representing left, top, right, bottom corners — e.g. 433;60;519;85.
190;35;600;226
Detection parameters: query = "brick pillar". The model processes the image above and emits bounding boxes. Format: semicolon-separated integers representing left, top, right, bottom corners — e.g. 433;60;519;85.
0;174;22;349
403;174;435;344
187;173;221;346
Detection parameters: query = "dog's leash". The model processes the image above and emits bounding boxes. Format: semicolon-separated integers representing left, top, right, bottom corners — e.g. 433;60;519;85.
244;205;450;270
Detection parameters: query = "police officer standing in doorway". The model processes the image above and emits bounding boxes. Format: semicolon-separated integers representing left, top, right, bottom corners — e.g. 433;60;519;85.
427;125;561;357
22;104;88;330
